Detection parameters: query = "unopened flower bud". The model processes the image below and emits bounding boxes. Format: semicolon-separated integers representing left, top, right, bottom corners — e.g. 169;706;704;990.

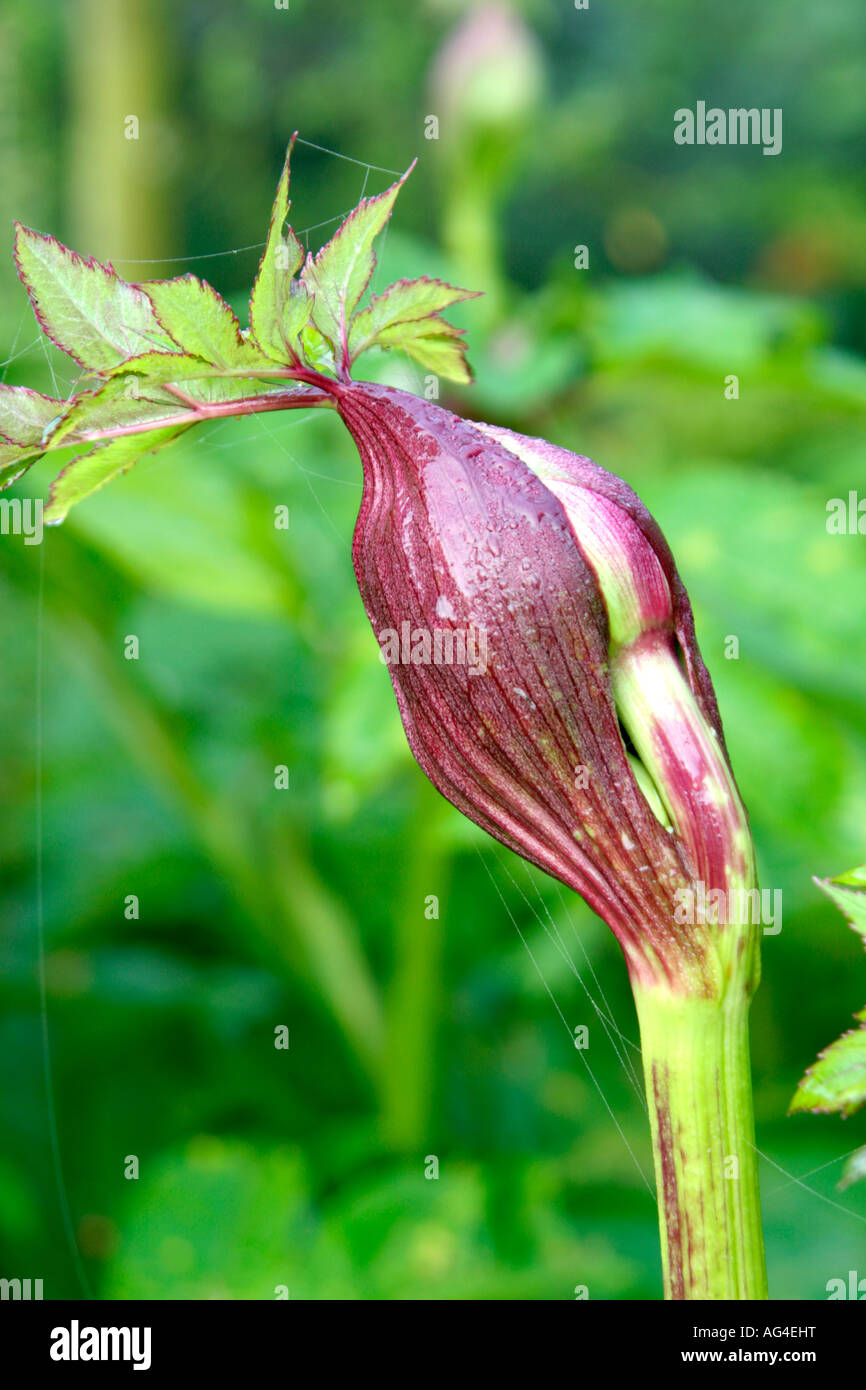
430;3;543;138
339;382;758;996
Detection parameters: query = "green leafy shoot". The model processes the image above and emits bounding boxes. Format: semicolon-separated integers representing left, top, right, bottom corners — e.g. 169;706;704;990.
790;865;866;1120
2;137;479;522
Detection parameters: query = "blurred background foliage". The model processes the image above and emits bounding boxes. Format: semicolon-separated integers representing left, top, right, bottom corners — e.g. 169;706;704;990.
1;0;865;1300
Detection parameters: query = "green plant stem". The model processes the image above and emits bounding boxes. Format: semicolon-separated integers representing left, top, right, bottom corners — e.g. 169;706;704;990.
633;982;768;1300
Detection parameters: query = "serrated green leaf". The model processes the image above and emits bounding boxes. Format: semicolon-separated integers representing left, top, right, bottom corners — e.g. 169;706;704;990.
302;164;414;368
112;350;291;401
391;336;472;384
374;317;472;384
298;323;336;375
348;276;479;361
791;865;866;1117
106;348;290;389
790;1021;866;1117
374;316;465;346
48;377;190;449
45;424;190;524
281;283;314;352
815;867;866;942
141;275;271;369
0;384;66;445
105;351;220;384
50;373;290;455
14;225;178;369
249;141;309;364
0;439;44;490
173;377;288;407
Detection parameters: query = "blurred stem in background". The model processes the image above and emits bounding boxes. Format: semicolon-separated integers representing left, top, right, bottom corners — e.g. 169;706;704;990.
67;0;175;263
430;3;543;327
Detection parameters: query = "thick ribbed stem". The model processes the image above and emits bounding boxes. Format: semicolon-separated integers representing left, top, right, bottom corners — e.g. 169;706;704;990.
633;983;768;1300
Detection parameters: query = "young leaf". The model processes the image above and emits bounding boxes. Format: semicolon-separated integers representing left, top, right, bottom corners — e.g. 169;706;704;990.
302;163;415;369
103;353;293;397
348;276;479;361
52;372;284;450
298;323;336;376
104;351;219;384
14;225;178;369
47;376;191;448
280;282;314;359
790;866;866;1117
815;865;866;938
373;315;465;346
385;335;472;384
249;139;309;364
374;316;473;384
152;376;290;407
45;424;190;524
141;275;271;370
0;439;45;490
789;1011;866;1117
0;384;66;446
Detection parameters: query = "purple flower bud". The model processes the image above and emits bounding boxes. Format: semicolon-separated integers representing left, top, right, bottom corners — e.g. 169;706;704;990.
339;382;756;994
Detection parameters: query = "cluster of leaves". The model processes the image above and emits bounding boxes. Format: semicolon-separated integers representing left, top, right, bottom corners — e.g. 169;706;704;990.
0;135;478;523
791;865;866;1184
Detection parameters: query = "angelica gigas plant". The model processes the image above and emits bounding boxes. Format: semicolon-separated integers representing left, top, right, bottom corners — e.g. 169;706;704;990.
1;141;767;1300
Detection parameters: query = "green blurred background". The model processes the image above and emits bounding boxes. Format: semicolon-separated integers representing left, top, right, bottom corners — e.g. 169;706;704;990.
1;0;866;1300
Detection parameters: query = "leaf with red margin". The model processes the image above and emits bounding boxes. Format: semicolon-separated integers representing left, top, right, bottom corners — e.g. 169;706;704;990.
790;866;866;1117
44;373;282;455
46;377;192;449
0;438;45;490
0;384;66;445
45;425;192;524
348;276;479;361
14;225;178;370
373;315;473;384
789;1013;866;1118
302;163;415;370
104;349;289;387
104;351;218;383
141;275;272;370
249;136;311;364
